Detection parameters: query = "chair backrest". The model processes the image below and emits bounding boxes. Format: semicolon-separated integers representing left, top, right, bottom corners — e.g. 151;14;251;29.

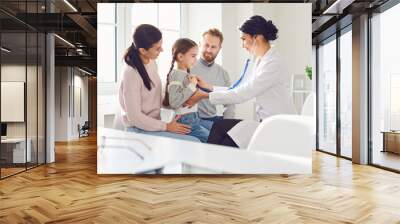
112;105;125;131
247;115;313;159
301;92;316;136
160;108;175;123
301;92;316;117
82;121;90;129
112;106;174;130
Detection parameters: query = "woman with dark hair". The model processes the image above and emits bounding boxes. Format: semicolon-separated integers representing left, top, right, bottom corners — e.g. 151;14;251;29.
119;24;200;142
186;15;296;148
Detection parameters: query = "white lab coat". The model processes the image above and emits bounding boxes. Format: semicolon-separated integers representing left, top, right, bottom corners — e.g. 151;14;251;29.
209;46;296;148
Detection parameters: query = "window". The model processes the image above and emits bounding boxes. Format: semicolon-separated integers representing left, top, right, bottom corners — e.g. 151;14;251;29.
131;3;181;85
317;27;353;159
0;1;46;179
339;28;352;158
370;2;400;171
98;3;116;83
318;36;337;155
390;74;400;130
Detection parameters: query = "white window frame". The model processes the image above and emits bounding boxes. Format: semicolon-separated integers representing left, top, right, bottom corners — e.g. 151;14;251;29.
127;3;182;86
98;3;117;84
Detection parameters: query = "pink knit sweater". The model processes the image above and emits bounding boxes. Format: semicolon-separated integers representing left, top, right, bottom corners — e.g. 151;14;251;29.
118;60;167;131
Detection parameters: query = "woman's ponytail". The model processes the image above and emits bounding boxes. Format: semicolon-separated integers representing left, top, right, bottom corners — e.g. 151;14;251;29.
124;43;153;90
124;24;162;91
239;15;278;42
263;20;278;41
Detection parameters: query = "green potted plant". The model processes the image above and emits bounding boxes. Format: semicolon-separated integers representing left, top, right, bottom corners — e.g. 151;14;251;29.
305;66;312;80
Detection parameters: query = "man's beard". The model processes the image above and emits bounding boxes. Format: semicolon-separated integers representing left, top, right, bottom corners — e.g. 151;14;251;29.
202;52;216;63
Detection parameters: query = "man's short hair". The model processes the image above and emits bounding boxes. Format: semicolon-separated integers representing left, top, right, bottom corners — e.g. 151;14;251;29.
202;28;224;45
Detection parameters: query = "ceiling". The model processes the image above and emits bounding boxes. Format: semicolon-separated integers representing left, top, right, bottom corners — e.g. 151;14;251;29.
1;0;98;74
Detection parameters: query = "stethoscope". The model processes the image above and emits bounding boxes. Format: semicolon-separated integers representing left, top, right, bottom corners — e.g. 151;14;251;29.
198;58;251;93
228;58;250;90
202;37;257;92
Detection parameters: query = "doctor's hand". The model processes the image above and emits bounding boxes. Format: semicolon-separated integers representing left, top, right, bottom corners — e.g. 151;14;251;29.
184;90;209;108
195;75;213;91
188;75;198;86
166;115;191;135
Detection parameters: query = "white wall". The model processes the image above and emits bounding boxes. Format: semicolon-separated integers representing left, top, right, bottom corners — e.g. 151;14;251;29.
1;66;26;126
55;67;89;141
1;63;47;163
255;4;312;84
183;3;222;65
55;67;69;141
73;74;89;134
1;65;36;137
220;3;255;120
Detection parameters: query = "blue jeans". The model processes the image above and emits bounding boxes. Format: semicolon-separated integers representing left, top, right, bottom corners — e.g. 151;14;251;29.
126;127;201;142
201;116;224;122
177;112;210;143
202;116;224;122
198;119;214;131
199;116;223;130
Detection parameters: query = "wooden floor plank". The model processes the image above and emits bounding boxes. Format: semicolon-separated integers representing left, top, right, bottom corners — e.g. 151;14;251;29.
0;134;400;223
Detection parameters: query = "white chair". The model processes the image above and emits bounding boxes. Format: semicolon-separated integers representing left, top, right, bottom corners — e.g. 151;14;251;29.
246;92;316;157
160;108;175;123
301;92;316;117
247;115;313;159
112;106;175;130
300;91;316;133
112;106;125;131
301;92;316;149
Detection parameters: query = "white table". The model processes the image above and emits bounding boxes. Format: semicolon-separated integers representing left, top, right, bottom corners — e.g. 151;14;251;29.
97;128;311;174
1;138;31;163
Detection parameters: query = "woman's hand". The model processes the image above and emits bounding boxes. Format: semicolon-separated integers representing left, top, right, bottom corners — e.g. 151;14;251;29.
184;90;209;108
188;75;198;86
195;75;213;91
166;115;191;134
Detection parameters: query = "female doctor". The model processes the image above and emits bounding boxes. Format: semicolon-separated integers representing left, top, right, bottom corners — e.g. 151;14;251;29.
185;15;296;148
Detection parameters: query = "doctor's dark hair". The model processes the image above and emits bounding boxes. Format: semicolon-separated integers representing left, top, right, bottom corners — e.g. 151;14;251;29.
162;38;198;107
124;24;162;91
239;15;278;41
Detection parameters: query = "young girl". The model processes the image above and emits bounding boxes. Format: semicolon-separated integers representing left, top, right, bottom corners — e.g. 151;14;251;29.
163;38;211;143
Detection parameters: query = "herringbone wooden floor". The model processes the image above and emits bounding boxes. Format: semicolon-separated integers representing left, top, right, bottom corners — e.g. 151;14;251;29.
1;134;400;224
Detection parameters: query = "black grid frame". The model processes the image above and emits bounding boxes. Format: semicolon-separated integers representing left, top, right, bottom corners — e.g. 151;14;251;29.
0;0;47;180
